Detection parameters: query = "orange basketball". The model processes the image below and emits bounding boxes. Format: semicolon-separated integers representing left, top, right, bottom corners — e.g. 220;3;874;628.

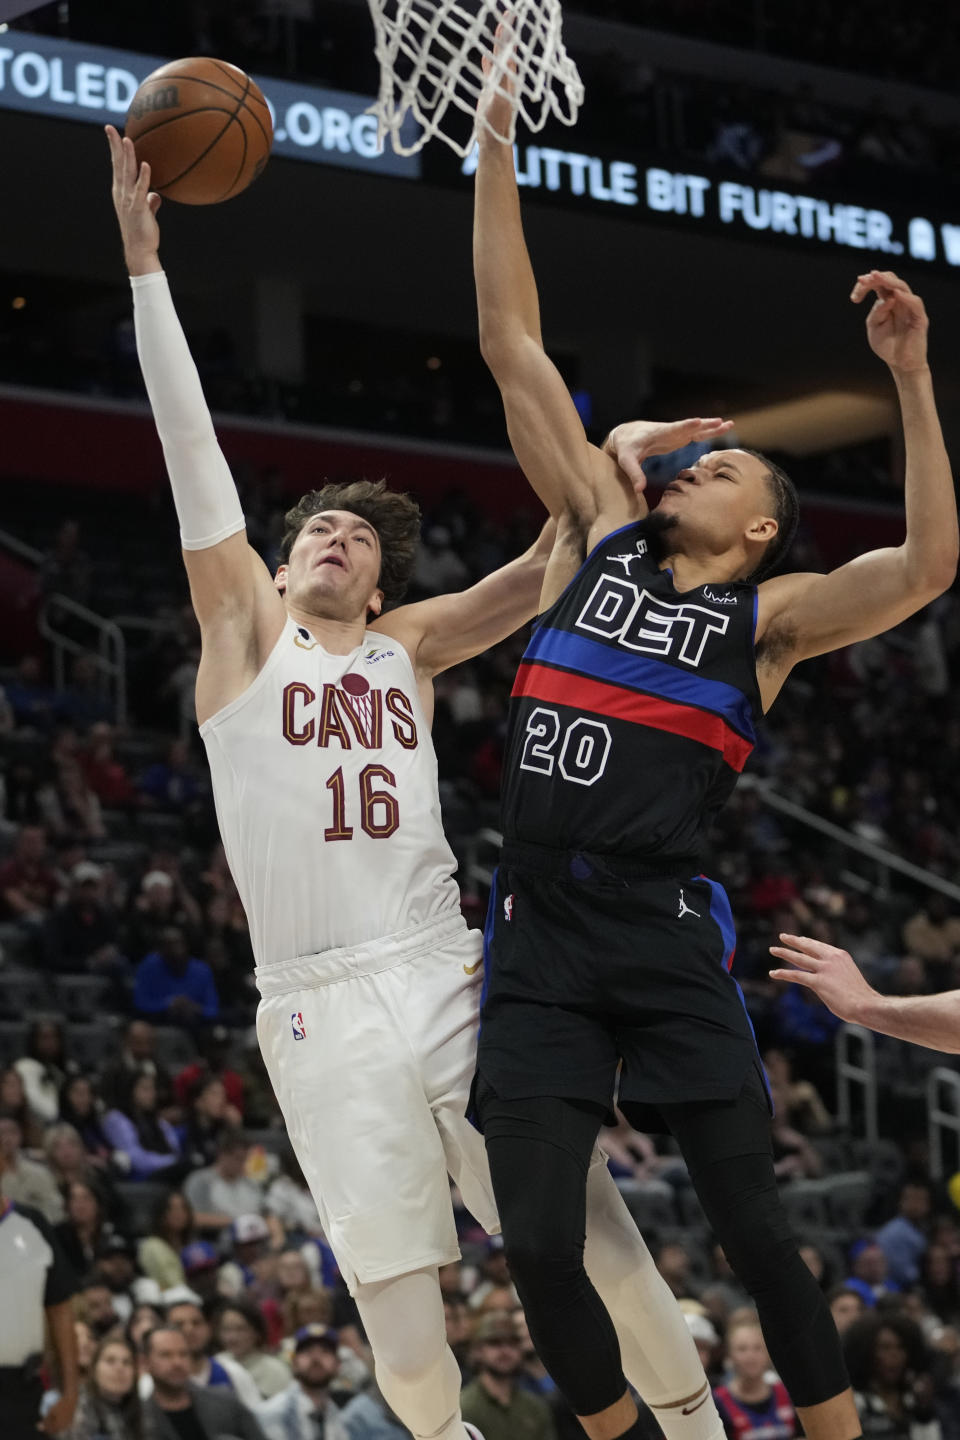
125;57;273;206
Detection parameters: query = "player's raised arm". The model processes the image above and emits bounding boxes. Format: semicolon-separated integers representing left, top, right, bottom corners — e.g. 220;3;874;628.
756;271;958;695
770;934;960;1053
106;125;283;722
376;518;556;676
473;34;631;527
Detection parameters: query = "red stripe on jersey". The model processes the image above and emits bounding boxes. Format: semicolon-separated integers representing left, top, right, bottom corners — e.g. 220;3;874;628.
513;662;754;774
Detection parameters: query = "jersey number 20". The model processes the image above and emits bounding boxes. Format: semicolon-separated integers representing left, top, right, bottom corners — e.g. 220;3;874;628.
520;707;612;787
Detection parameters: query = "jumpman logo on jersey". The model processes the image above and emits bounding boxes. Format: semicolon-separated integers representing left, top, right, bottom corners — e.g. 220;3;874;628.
609;539;648;575
677;888;700;920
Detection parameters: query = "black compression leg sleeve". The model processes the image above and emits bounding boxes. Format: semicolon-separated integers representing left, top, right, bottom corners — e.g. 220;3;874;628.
477;1080;629;1417
637;1071;849;1409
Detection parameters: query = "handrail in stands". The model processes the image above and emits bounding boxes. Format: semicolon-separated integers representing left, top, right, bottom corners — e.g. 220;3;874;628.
835;1024;879;1142
38;592;127;727
928;1067;960;1181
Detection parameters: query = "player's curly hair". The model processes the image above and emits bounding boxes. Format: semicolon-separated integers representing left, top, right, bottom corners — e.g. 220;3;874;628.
742;449;800;584
279;479;422;612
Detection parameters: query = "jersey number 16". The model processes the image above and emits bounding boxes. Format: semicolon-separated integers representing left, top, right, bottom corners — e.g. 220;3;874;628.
324;764;399;840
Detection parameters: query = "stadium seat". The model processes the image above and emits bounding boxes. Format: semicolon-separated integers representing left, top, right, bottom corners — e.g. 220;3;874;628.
0;969;51;1018
615;1179;678;1232
150;1027;198;1070
0;1019;26;1066
824;1171;873;1231
55;975;116;1023
778;1178;831;1229
850;1138;904;1189
69;1021;123;1070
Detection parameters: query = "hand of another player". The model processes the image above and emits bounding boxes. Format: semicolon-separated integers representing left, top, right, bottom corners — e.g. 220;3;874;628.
105;123;163;276
851;270;929;374
39;1392;77;1435
768;933;878;1023
478;18;519;142
604;417;735;495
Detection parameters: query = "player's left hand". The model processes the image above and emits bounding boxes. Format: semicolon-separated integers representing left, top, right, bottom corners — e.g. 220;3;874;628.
604;417;735;495
851;270;929;374
768;933;878;1023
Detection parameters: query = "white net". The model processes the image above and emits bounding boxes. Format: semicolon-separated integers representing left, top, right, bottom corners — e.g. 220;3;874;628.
365;0;584;157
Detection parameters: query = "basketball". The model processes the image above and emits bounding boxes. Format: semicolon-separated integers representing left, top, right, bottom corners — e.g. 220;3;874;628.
124;57;273;206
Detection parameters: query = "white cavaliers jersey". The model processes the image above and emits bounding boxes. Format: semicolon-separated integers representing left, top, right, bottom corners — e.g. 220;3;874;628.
200;617;461;972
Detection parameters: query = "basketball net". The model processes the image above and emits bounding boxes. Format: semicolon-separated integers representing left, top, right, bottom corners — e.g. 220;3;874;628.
365;0;584;157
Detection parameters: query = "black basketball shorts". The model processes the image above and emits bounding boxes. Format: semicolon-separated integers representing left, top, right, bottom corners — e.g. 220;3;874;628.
473;844;770;1132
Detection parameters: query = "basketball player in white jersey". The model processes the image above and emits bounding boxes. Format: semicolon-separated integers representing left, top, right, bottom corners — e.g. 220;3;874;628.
107;126;729;1440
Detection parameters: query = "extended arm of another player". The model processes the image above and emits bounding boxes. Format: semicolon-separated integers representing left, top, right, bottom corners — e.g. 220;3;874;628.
473;92;628;522
758;274;957;662
770;934;960;1052
378;519;556;676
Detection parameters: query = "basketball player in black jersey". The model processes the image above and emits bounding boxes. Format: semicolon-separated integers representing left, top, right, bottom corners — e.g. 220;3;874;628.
469;35;958;1440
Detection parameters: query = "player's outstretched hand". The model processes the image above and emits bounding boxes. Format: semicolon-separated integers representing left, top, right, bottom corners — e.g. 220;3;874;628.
105;123;163;277
478;17;519;143
769;933;878;1024
850;270;928;374
604;417;735;495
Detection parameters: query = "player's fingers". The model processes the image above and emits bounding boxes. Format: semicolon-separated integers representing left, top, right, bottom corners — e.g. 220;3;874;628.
768;946;817;970
768;968;815;987
617;454;648;490
775;932;823;958
135;160;152;200
148;192;162;217
865;269;912;294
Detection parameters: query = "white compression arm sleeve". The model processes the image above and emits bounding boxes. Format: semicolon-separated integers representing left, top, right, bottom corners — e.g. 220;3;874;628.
131;271;246;551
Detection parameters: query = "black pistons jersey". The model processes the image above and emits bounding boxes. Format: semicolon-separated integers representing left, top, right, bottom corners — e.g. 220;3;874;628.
502;519;762;866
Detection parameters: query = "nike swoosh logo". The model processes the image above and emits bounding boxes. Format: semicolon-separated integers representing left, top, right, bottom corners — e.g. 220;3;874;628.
463;959;483;976
682;1396;710;1416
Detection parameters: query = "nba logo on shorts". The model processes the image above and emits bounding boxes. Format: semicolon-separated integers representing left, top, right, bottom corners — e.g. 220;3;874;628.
504;894;514;922
291;1011;307;1041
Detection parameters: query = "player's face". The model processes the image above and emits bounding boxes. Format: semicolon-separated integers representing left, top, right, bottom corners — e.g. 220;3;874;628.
654;450;777;561
278;511;384;621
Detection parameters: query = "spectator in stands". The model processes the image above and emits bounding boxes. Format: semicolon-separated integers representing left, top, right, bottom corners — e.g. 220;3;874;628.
461;1311;557;1440
184;1131;262;1234
5;655;60;733
165;1295;262;1410
139;738;204;812
43;861;125;976
876;1182;933;1290
74;1320;97;1385
768;1087;824;1181
59;1075;113;1165
15;1016;71;1124
845;1241;901;1307
512;1306;554;1399
181;1076;235;1169
713;1316;799;1440
215;1298;291;1400
99;1021;171;1113
340;1381;411;1440
0;823;59;924
77;1275;123;1338
125;870;203;962
762;1048;833;1134
655;1241;699;1300
921;1245;960;1327
64;1332;143;1440
0;1111;65;1222
902;897;960;983
138;1191;194;1291
142;1325;267;1440
411;525;469;595
44;1122;108;1194
684;1312;722;1385
126;1303;164;1393
0;1063;44;1147
94;1235;139;1323
180;1242;223;1304
175;1026;244;1118
218;1212;273;1298
79;723;138;810
282;1290;337;1341
133;925;219;1026
444;1295;473;1382
55;1179;113;1274
58;655;113;731
468;1236;516;1311
40;519;92;607
265;1150;324;1239
102;1072;184;1182
2;758;65;835
51;730;106;841
843;1312;941;1440
828;1286;867;1336
258;1325;348;1440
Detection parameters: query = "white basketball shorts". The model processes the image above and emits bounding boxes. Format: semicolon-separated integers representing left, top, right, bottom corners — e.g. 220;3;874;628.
255;913;499;1292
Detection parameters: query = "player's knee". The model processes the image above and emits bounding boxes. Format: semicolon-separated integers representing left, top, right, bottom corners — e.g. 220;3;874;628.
503;1229;585;1302
711;1196;796;1298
